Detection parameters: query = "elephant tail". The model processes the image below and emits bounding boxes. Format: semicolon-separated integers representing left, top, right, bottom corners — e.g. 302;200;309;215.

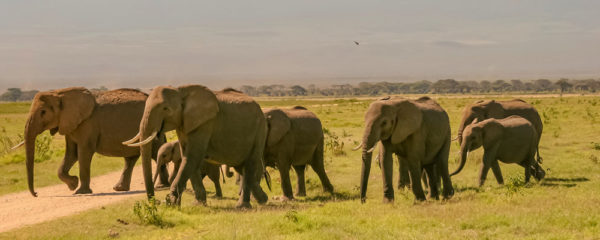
220;166;226;184
536;146;543;164
264;170;272;191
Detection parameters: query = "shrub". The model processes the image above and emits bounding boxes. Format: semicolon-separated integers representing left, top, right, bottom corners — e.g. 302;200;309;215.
133;198;168;228
323;128;345;156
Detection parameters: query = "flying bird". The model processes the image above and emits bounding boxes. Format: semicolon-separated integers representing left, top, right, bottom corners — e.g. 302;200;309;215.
354;41;360;45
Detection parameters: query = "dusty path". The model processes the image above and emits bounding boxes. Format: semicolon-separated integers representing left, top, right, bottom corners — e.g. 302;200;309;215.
0;165;148;232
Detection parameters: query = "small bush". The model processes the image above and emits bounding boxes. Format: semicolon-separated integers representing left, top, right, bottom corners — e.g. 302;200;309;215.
133;198;168;228
34;132;53;163
323;128;345;156
505;175;526;196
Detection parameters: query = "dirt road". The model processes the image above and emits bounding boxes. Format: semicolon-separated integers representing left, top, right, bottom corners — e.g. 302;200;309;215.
0;165;147;233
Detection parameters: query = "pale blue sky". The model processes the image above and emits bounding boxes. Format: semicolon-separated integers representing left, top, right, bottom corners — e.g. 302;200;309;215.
1;1;598;90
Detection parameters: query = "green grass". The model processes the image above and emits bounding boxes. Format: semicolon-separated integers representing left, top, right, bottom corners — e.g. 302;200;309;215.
2;95;600;239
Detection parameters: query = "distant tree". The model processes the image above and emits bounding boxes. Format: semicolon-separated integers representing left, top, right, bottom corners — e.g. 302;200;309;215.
290;85;307;96
431;79;459;93
410;80;431;94
555;78;572;96
510;79;524;92
18;90;39;101
240;85;258;96
534;79;553;92
0;88;22;102
492;80;512;93
479;80;492;93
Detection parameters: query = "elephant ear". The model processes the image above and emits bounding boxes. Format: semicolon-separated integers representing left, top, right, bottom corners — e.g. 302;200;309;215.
178;85;219;133
266;109;291;147
56;88;96;135
391;101;423;144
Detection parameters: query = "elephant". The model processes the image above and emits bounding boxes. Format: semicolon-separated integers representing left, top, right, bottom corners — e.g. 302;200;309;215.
457;99;543;163
124;86;268;208
451;115;546;186
263;106;334;201
14;87;168;197
153;140;225;198
357;96;454;203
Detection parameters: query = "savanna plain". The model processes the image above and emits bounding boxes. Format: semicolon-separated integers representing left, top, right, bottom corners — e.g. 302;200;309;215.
0;94;599;239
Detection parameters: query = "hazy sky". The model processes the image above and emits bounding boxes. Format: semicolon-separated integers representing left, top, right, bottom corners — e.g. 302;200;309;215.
1;1;599;91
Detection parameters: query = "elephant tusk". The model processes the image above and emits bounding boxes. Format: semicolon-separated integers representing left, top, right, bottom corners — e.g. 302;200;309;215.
352;142;363;151
122;132;141;145
10;141;25;150
366;146;376;153
126;131;157;147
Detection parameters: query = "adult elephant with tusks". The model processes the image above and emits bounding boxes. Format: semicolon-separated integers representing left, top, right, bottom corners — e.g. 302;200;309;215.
14;87;168;197
355;96;454;203
123;85;269;208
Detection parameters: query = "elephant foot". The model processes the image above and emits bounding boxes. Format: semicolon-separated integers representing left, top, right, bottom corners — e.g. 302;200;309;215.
442;188;454;200
273;195;294;202
74;187;92;195
154;183;170;190
382;197;394;204
165;193;181;206
253;190;268;205
295;192;306;197
323;185;334;194
236;201;252;209
192;199;207;206
63;176;79;191
113;183;130;192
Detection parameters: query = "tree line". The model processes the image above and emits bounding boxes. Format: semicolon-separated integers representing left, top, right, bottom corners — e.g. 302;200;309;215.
1;79;599;101
239;78;599;97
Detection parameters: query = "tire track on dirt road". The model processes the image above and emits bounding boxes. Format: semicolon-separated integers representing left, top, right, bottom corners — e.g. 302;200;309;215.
0;165;148;233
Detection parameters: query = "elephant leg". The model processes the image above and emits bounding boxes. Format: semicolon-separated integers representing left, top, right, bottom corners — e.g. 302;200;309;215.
208;165;222;198
479;145;499;187
490;160;504;185
58;138;79;191
293;165;307;197
380;143;394;203
310;142;334;194
189;169;207;205
74;144;94;194
397;155;411;190
154;163;170;189
523;165;531;183
424;164;438;200
279;163;294;201
113;156;138;191
407;159;426;201
434;138;453;199
168;136;208;206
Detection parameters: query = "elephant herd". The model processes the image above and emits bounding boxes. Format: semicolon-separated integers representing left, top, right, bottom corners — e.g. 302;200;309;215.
14;85;545;207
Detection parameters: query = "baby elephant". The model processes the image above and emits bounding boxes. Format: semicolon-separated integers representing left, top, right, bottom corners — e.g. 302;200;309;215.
451;115;545;186
264;106;334;201
154;141;224;198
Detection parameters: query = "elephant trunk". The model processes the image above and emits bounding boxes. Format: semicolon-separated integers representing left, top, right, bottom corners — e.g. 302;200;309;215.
360;123;379;203
24;116;38;197
450;142;469;176
137;108;163;199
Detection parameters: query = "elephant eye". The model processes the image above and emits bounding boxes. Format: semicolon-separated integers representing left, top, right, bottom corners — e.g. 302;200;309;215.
162;154;166;158
40;110;46;116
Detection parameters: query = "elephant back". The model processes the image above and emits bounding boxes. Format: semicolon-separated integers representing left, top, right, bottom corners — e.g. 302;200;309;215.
95;88;148;105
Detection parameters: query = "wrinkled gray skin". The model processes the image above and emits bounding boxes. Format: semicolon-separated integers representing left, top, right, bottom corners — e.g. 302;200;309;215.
359;96;454;203
452;115;545;186
20;87;167;197
153;141;224;198
457;99;543;163
263;106;334;201
124;85;268;208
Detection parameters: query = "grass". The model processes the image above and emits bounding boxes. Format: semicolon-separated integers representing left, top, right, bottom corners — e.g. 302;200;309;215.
1;94;600;239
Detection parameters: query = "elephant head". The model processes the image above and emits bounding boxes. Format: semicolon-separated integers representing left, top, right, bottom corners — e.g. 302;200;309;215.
358;99;422;202
457;100;503;145
18;87;96;197
451;119;500;176
263;108;291;167
123;85;219;199
529;162;546;181
153;141;182;186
